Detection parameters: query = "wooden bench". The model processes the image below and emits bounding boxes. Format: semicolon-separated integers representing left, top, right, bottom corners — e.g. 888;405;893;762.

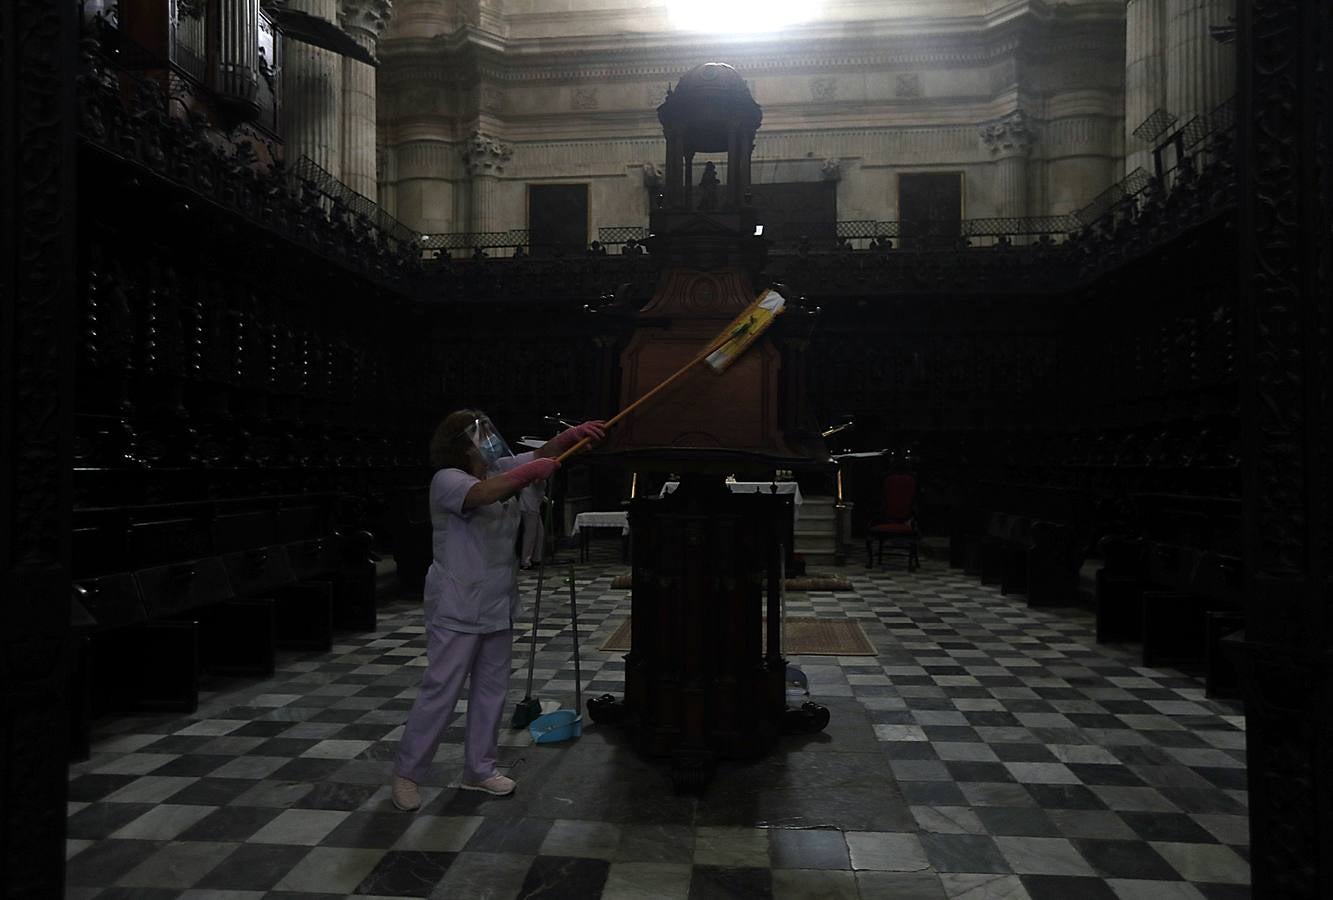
1094;534;1144;643
372;483;432;595
1093;493;1243;693
69;492;376;759
952;481;1088;607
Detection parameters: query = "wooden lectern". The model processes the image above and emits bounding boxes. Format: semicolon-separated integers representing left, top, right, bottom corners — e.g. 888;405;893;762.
585;63;829;790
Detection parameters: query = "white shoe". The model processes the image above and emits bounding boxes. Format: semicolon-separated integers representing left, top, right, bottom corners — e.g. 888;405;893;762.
460;773;516;796
391;775;421;811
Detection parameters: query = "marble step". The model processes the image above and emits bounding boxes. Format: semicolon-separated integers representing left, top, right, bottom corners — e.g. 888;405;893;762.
795;534;837;552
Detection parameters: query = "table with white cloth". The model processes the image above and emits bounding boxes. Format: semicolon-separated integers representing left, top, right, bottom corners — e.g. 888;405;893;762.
661;481;804;527
570;511;630;562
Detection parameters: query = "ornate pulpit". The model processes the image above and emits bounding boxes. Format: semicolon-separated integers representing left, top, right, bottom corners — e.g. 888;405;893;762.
586;64;828;790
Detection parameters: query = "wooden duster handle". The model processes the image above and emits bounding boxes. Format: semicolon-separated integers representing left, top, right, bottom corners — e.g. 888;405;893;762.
554;331;733;464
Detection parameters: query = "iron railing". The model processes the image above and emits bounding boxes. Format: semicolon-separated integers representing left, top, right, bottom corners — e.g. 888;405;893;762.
1074;168;1156;227
285;155;418;252
597;225;650;245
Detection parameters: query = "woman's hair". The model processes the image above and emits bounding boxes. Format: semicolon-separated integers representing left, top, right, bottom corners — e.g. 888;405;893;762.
429;409;480;471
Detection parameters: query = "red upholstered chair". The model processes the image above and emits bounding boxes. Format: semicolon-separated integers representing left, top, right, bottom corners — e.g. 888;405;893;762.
866;473;920;571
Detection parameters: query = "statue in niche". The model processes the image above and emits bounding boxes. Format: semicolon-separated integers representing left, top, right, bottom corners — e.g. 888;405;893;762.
697;161;719;210
641;161;663;189
257;46;277;94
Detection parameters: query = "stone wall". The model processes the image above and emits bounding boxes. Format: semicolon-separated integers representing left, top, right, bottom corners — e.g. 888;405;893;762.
374;2;1236;236
376;1;1128;236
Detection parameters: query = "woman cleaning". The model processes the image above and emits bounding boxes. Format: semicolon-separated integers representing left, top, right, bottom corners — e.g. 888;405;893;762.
391;410;605;811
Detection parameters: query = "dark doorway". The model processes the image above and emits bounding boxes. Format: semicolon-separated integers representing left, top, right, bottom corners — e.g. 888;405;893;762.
749;181;838;244
528;183;589;256
899;172;963;249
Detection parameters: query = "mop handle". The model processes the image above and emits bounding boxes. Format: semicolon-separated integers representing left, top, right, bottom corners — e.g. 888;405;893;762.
524;559;544;697
568;565;582;714
554;331;736;464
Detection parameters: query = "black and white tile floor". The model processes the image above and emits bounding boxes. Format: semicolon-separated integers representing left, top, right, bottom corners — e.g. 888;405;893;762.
66;549;1250;899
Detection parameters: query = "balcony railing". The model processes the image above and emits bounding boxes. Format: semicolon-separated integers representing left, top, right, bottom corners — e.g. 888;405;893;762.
77;22;421;284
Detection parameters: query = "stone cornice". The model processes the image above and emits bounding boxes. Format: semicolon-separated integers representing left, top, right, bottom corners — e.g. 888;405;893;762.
495;0;1124;42
379;15;1123;88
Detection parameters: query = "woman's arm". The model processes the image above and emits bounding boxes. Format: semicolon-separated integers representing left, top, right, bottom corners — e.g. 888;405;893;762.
462;457;559;510
536;420;607;460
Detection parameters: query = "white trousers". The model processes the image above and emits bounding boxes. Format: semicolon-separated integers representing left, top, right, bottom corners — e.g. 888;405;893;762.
520;511;543;565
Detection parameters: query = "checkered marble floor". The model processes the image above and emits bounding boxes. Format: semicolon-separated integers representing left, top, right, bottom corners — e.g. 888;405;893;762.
67;547;1250;899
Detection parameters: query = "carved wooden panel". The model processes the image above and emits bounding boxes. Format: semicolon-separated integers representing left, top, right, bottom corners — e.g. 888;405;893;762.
2;1;78;895
1233;0;1333;896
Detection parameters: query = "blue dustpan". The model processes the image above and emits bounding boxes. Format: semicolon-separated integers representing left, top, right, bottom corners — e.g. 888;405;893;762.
529;708;583;744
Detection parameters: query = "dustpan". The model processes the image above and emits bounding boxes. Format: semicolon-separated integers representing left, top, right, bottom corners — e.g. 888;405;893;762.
529;565;584;744
529;707;582;743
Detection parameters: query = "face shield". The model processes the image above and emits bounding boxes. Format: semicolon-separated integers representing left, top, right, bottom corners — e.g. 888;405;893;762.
464;412;514;470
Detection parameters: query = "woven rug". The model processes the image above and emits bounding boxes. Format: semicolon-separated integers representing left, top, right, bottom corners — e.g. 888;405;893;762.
608;574;852;591
785;575;853;591
597;616;876;656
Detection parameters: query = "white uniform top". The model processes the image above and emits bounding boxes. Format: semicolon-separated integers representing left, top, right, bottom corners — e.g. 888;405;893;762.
423;451;533;633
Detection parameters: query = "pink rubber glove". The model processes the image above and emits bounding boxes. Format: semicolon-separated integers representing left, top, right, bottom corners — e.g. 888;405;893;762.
503;457;559;491
550;420;607;453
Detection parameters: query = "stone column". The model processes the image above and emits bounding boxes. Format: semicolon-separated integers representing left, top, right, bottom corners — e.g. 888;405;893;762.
1165;0;1236;125
377;144;396;218
281;0;343;177
381;0;449;39
462;131;512;238
981;111;1035;219
338;0;391;199
1125;0;1167;174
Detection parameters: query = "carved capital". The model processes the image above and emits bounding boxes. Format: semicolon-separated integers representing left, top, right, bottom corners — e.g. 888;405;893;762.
642;161;663;188
821;158;842;182
338;0;393;40
462;131;511;177
980;111;1036;157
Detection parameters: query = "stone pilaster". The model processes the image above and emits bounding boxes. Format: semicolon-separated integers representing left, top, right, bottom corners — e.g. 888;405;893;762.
462;130;512;237
1125;0;1167;174
981;111;1035;219
1165;0;1236;126
281;0;343;177
338;0;391;199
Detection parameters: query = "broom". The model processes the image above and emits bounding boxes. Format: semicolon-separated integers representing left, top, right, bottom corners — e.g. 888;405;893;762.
554;288;788;463
510;496;553;728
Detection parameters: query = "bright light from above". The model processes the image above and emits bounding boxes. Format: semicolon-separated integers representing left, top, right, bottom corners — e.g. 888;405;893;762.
668;0;822;34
